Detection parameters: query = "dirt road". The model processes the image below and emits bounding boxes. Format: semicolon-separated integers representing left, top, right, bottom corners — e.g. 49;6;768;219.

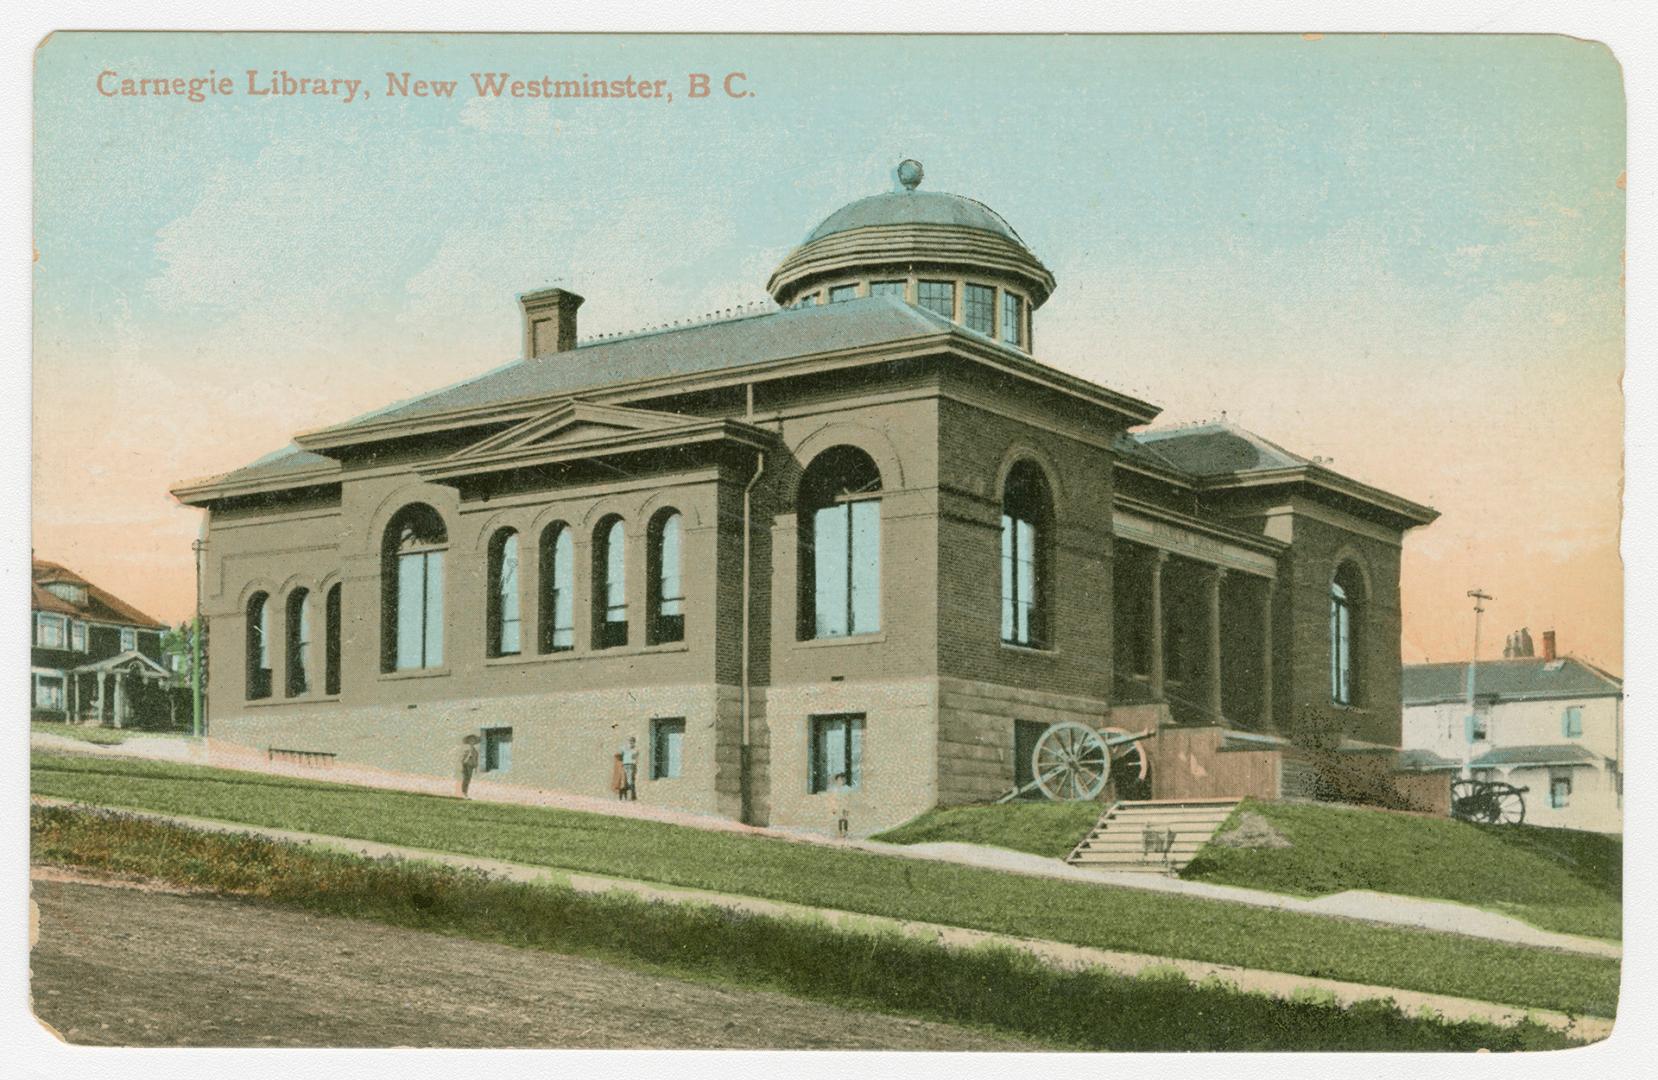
28;872;1039;1050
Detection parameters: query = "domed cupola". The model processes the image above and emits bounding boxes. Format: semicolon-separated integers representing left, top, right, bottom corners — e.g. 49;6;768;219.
766;160;1056;352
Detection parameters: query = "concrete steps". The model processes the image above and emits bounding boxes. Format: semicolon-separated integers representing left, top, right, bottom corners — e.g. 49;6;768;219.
1065;798;1240;874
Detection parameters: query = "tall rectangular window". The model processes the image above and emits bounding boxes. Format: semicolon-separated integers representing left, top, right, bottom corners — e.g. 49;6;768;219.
651;717;685;780
488;531;521;657
1549;771;1572;809
828;284;858;303
813;500;880;637
34;674;65;711
397;551;444;669
1330;583;1353;705
1563;705;1583;737
35;614;66;649
809;714;865;793
649;512;685;645
1001;293;1024;346
482;727;512;773
1001;515;1039;645
120;627;137;652
596;519;628;649
70;621;87;652
964;283;995;335
870;280;906;298
917;280;955;318
542;527;575;652
324;584;342;695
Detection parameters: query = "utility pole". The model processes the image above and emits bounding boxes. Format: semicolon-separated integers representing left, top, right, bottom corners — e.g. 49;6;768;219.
192;537;206;739
1462;588;1493;778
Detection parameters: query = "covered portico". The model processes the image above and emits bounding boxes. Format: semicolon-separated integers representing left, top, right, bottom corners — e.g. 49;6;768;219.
1111;501;1283;730
71;651;174;728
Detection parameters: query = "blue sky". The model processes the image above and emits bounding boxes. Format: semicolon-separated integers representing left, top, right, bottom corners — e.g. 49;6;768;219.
32;32;1625;667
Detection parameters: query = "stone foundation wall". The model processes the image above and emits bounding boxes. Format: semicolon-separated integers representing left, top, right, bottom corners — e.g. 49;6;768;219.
936;677;1109;805
208;683;731;817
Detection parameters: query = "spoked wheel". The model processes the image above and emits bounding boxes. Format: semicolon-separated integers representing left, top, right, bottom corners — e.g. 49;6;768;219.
1450;778;1527;824
1487;783;1526;825
1449;778;1483;821
1031;722;1111;801
1100;725;1152;801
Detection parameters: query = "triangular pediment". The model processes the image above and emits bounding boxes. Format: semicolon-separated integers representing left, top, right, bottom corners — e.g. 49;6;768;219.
447;400;695;462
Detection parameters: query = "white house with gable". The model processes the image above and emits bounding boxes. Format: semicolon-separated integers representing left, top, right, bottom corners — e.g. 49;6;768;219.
1400;632;1623;833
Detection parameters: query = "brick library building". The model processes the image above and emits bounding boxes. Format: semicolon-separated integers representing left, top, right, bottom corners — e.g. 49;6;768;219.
174;161;1439;833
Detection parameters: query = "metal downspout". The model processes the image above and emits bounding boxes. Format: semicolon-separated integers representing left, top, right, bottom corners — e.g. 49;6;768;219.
739;383;765;824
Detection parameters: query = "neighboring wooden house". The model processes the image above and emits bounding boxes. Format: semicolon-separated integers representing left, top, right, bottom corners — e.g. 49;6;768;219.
31;558;172;727
1401;632;1623;833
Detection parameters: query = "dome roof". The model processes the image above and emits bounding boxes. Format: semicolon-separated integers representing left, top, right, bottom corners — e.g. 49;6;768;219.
767;160;1056;310
804;190;1027;247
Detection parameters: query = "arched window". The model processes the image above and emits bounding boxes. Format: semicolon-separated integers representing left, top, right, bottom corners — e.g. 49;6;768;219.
285;588;311;696
324;583;342;695
1331;561;1365;705
1001;460;1054;648
246;592;271;700
382;503;447;671
539;523;575;652
648;509;685;644
486;529;522;657
799;446;882;639
593;516;628;649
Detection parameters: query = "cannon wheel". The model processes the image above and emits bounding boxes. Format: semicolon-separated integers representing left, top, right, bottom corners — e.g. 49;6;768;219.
1486;783;1526;825
1100;725;1152;801
1031;722;1112;801
1450;778;1527;825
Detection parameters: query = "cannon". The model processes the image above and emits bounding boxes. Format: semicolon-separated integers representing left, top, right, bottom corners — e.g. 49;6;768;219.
1449;777;1528;825
998;722;1155;803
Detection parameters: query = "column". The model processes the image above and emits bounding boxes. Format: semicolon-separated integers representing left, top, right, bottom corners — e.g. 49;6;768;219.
1261;577;1276;730
1149;551;1168;700
1207;567;1226;723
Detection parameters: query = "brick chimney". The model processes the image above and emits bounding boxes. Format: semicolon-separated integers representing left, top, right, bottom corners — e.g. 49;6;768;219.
519;287;584;357
1541;630;1557;662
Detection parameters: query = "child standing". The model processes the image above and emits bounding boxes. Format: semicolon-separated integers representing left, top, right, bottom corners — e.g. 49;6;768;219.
456;734;481;799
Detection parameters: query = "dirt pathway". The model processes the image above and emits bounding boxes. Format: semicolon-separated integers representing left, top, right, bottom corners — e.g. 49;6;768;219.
28;874;1041;1050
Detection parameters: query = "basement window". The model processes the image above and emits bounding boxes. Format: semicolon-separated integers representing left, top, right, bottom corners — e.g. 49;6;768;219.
651;718;685;780
809;714;864;793
482;727;513;774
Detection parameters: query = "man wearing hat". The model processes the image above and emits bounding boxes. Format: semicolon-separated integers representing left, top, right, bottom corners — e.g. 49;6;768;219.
457;733;481;798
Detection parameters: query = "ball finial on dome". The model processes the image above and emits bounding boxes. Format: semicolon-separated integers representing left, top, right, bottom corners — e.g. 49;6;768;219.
896;159;924;191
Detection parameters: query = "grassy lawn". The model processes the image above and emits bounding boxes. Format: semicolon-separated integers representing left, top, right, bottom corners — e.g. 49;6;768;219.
1180;799;1622;942
30;722;186;746
29;750;1619;1018
873;801;1103;859
30;804;1585;1052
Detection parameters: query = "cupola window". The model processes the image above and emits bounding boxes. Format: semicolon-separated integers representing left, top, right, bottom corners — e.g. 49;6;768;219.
829;284;858;303
917;280;955;319
964;284;995;335
1001;293;1024;347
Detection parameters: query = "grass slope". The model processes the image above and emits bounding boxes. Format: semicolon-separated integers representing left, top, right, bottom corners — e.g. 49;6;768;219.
1180;799;1622;942
29;750;1619;1018
873;801;1103;859
31;805;1585;1052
